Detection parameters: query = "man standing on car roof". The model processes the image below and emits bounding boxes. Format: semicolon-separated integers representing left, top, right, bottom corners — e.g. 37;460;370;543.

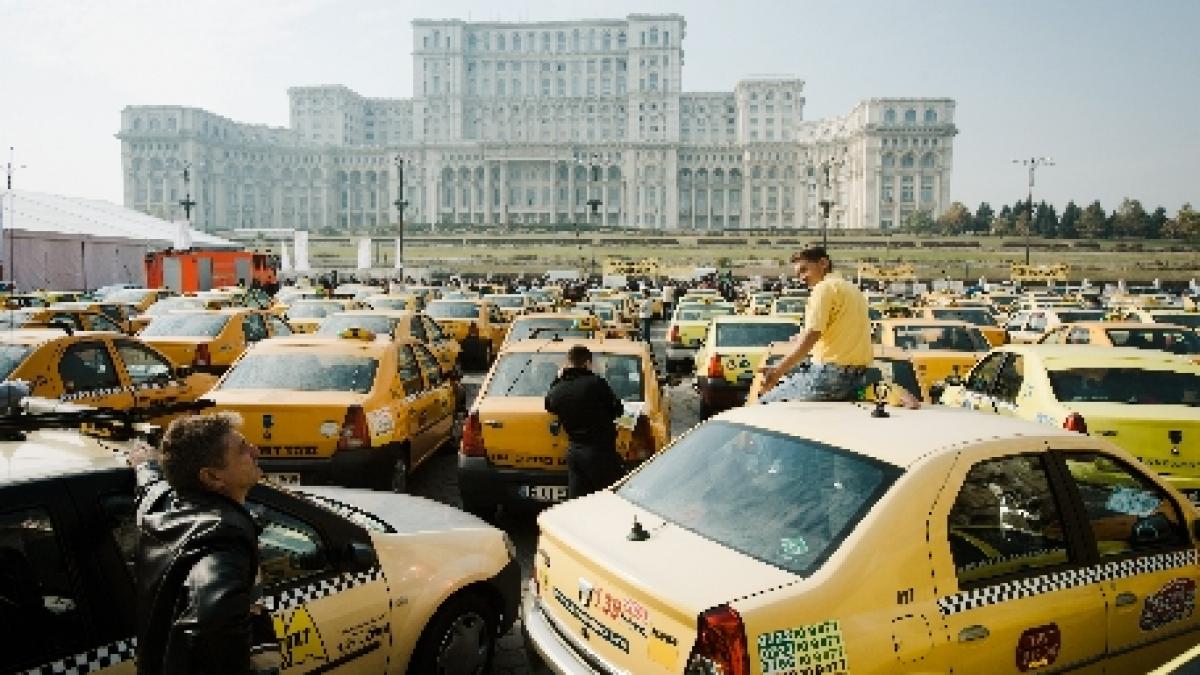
132;413;280;675
545;344;626;498
758;245;872;402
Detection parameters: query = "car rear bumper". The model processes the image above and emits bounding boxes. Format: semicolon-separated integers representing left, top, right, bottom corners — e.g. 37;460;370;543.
259;445;398;489
665;345;700;361
694;377;750;410
522;581;617;675
457;455;567;506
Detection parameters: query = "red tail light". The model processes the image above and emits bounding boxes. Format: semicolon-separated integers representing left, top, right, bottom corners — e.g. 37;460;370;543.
669;325;680;343
686;605;749;675
629;414;655;460
337;405;371;450
193;343;211;367
1064;413;1088;434
461;411;486;457
706;354;725;380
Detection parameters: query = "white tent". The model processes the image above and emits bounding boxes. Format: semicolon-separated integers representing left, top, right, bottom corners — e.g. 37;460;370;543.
0;189;235;292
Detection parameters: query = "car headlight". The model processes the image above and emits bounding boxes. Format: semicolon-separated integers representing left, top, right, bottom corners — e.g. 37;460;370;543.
503;532;517;561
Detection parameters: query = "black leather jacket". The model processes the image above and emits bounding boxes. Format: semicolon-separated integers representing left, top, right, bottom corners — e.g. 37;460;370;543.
544;367;624;450
134;462;268;675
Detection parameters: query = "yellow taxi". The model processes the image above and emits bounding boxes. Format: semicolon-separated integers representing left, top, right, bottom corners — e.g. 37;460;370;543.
938;344;1200;499
0;305;127;333
1040;321;1200;363
102;287;176;314
0;329;218;416
1005;307;1107;343
747;291;777;316
129;294;230;332
770;295;807;321
524;402;1200;674
504;313;611;346
914;305;1007;347
203;330;456;493
425;298;509;369
363;293;421;311
746;343;924;409
1;412;520;675
51;301;136;332
314;309;463;378
875;318;990;400
572;301;631;336
665;300;737;373
458;335;670;520
692;316;803;417
285;298;364;334
489;293;534;322
139;308;291;374
526;287;562;313
1127;309;1200;331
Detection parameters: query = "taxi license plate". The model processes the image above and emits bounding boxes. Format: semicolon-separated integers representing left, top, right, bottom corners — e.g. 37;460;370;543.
268;473;302;486
521;485;568;502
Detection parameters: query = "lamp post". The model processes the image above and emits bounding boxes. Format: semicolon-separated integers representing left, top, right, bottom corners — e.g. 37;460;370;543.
577;152;603;280
1012;156;1054;265
815;151;845;249
5;147;27;289
393;156;408;280
179;162;196;229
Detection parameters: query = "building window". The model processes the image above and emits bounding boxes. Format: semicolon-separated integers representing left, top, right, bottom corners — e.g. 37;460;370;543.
925;109;937;123
904;108;917;123
920;176;934;203
884;109;896;124
901;176;914;203
901;154;914;169
882;179;894;202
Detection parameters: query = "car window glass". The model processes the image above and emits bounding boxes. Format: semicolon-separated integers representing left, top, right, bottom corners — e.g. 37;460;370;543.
413;345;442;386
1029;313;1047;331
0;507;91;671
242;314;269;342
1063;453;1189;557
992;355;1025;402
49;313;84;330
396;345;424;394
408;316;427;341
91;314;123;333
244;502;332;588
59;341;120;393
966;352;1006;394
422;317;445;341
1068;328;1091;345
947;454;1069;585
115;340;173;385
268;316;292;336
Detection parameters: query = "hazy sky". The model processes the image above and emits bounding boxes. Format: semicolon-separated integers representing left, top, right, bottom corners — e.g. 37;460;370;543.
3;0;1197;214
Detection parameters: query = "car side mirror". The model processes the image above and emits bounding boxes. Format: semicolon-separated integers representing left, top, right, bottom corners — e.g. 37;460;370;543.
344;541;378;571
928;383;946;405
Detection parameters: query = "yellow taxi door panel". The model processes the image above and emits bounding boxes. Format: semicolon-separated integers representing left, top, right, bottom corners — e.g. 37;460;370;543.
395;345;432;463
1060;452;1200;671
934;452;1107;673
113;339;189;407
56;340;136;409
412;345;454;466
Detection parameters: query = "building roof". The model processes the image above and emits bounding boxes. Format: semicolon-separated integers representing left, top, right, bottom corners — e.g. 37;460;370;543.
2;190;236;248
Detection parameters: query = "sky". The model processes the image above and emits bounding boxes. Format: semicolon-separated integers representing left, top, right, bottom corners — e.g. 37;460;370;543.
2;0;1198;215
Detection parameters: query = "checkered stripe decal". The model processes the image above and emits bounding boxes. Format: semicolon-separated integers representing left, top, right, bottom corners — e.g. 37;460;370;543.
262;565;384;612
24;637;136;675
938;550;1198;617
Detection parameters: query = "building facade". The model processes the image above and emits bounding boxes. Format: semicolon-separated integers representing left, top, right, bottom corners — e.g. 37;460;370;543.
119;14;957;232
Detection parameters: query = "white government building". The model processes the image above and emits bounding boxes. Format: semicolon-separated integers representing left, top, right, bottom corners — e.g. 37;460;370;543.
119;14;957;232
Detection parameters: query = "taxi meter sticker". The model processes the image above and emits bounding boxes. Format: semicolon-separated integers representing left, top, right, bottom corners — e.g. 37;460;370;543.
273;605;329;669
757;620;849;675
1015;623;1061;672
1140;578;1197;631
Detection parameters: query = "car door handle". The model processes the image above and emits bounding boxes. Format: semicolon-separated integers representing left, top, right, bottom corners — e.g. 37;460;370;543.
1115;591;1138;607
484;419;504;428
958;625;989;643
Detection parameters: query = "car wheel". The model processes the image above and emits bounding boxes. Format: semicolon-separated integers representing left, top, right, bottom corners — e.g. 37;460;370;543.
410;592;497;675
381;448;409;493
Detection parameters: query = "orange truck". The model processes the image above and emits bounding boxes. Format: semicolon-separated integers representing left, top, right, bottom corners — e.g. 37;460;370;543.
144;250;276;293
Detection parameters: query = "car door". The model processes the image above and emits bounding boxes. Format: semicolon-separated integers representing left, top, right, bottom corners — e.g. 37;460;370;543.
933;451;1107;674
394;344;433;463
1056;451;1200;671
113;338;197;407
419;315;453;373
986;352;1026;417
956;351;1008;412
55;339;136;408
412;343;454;465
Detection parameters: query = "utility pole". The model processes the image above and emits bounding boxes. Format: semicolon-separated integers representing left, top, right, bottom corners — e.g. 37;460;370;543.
1012;156;1054;265
179;162;197;227
393;156;409;280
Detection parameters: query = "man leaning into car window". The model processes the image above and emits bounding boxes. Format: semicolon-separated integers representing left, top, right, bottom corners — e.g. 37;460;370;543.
131;413;281;675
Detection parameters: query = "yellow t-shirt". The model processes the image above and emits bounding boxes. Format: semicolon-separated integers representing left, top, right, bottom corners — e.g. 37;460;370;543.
805;272;872;367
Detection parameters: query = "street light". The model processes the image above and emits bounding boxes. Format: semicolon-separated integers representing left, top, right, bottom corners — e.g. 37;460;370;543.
1012;156;1054;265
393;156;409;281
576;152;603;279
179;162;197;230
815;151;845;249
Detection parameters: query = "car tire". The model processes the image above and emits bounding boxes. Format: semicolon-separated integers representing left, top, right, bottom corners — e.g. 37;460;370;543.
380;446;409;493
409;592;498;675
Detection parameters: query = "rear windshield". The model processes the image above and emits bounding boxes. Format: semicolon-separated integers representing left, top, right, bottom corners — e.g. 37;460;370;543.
774;299;807;314
1151;314;1200;329
617;421;899;576
106;289;153;304
765;354;921;398
287;302;344;319
220;353;378;393
145;297;206;316
716;322;802;348
1049;368;1200;405
507;319;590;342
316;316;397;337
426;302;480;319
0;344;33;379
1055;311;1104;323
931;308;993;326
676;306;735;321
141;314;230;337
1105;328;1200;355
892;325;988;352
580;306;615;321
367;297;411;311
491;296;525;308
485;352;644;401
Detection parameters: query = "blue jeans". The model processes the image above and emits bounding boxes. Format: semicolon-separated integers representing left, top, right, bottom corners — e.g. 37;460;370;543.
759;363;868;403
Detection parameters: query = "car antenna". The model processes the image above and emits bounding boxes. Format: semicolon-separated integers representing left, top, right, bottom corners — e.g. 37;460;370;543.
871;382;891;419
627;515;650;541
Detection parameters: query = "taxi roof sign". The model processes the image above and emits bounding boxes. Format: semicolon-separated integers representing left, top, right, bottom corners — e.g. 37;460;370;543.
338;327;377;341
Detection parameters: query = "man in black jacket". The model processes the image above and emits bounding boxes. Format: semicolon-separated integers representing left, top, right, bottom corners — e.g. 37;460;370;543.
134;413;280;675
545;344;626;498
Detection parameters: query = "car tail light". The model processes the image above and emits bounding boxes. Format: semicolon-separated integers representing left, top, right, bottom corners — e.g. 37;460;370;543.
706;354;725;380
629;414;655;460
337;405;371;450
685;604;749;675
669;325;680;344
192;343;211;368
1064;413;1088;434
461;411;486;457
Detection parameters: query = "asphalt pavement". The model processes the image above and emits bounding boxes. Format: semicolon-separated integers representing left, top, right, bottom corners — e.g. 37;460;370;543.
406;322;701;673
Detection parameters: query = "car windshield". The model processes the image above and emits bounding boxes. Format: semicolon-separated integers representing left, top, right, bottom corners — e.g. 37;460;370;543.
491;296;525;308
485;352;644;401
141;313;230;337
1105;328;1200;355
507;319;591;341
1150;314;1200;329
368;297;411;311
580;306;615;321
315;316;397;337
1055;310;1105;323
775;299;806;313
892;325;988;351
0;344;33;379
145;297;206;316
1049;368;1200;405
426;302;480;319
219;353;378;393
617;421;899;577
0;309;36;328
676;306;735;321
716;322;802;347
287;302;344;319
931;308;994;326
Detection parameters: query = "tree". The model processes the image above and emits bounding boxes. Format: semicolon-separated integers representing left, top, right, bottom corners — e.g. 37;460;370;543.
1165;203;1200;240
1033;201;1059;238
936;202;972;235
991;215;1016;236
1059;201;1082;239
973;202;995;234
1077;200;1109;240
1112;198;1149;238
902;210;935;234
1147;206;1168;240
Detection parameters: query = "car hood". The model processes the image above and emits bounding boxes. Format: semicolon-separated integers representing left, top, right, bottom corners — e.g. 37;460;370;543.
296;486;491;535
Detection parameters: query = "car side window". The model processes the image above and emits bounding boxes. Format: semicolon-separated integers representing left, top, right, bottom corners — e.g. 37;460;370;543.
115;340;173;385
992;355;1025;402
242;314;269;342
1062;453;1189;557
396;345;425;394
1067;328;1091;345
409;316;427;342
59;341;120;393
267;316;292;336
947;454;1070;585
422;317;444;341
0;507;92;671
965;352;1007;394
49;313;84;331
245;502;332;589
412;345;442;386
91;314;123;333
1029;313;1047;332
